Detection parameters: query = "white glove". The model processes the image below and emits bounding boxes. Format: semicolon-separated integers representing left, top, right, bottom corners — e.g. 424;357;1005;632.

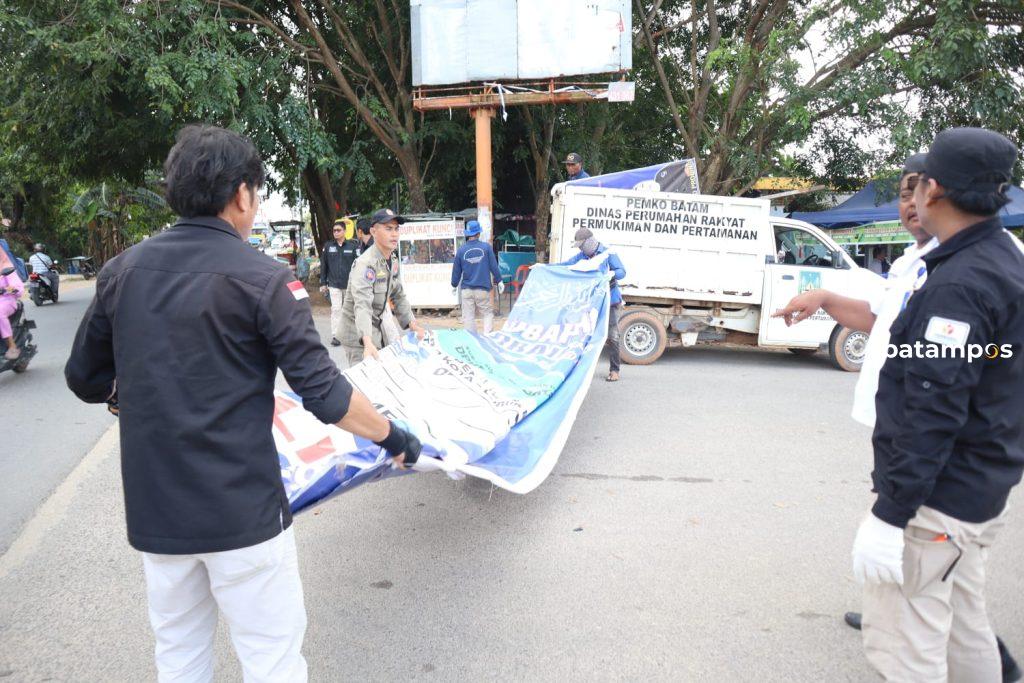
852;512;905;585
497;281;505;294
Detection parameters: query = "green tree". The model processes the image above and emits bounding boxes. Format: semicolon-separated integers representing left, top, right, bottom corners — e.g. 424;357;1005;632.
634;0;1024;195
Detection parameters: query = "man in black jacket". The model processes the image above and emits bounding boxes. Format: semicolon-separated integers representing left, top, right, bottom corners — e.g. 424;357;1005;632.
319;219;361;346
852;128;1024;681
66;124;421;683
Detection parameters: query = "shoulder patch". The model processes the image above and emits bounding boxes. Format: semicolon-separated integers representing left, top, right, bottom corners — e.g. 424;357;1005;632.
925;316;970;348
286;280;309;301
364;267;376;283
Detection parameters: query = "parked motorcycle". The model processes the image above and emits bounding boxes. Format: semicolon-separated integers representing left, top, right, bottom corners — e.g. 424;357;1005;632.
69;256;98;280
1;267;37;374
27;265;59;306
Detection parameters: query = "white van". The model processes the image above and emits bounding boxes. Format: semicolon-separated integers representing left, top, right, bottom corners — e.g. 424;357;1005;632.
549;184;881;371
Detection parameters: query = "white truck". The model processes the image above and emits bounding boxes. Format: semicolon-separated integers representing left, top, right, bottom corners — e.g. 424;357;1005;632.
549;184;881;371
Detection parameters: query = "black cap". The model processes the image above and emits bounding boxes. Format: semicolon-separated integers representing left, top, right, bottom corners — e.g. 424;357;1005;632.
901;153;927;178
564;152;583;165
923;128;1017;191
356;217;372;234
369;207;407;226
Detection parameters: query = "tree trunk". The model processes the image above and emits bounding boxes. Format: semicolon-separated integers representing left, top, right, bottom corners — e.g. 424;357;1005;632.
338;168;354;215
396;146;428;213
525;110;557;263
533;189;553;263
301;165;337;255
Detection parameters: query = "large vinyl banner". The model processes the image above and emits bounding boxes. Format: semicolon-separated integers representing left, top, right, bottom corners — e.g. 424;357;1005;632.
277;263;611;514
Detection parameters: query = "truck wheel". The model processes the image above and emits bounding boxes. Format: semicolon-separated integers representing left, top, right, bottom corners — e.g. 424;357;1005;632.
619;310;667;365
829;326;868;372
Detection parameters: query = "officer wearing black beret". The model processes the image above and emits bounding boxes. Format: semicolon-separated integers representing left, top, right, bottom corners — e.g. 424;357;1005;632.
852;128;1024;680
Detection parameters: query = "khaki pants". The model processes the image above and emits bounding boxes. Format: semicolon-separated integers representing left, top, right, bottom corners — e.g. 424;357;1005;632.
460;288;494;334
862;505;1005;682
343;345;363;369
328;287;345;340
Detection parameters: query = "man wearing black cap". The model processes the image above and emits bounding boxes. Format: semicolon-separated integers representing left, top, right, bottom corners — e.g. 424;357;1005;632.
338;208;426;367
847;128;1024;681
775;152;1022;679
564;152;590;181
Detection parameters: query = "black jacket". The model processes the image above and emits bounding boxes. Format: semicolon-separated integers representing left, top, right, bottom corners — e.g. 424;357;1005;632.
872;218;1024;528
320;238;362;289
66;217;353;554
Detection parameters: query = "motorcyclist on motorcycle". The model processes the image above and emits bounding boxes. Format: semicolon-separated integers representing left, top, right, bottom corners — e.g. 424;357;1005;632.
28;243;59;298
0;254;25;360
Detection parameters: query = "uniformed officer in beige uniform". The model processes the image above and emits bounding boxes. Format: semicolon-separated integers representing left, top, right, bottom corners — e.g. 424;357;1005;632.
339;208;425;366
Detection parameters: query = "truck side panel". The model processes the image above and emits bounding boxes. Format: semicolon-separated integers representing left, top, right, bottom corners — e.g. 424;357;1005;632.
550;186;774;306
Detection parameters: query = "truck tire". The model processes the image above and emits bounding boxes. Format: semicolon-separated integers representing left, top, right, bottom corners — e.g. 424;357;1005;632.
619;310;667;365
829;325;868;372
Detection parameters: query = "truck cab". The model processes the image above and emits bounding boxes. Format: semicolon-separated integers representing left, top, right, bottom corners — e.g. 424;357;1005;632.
549;184;879;371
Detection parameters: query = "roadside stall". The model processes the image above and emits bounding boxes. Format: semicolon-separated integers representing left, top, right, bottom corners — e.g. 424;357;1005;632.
398;217;465;309
828;220;915;267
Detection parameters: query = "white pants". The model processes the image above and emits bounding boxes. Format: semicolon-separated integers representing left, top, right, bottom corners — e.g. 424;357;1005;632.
328;287;346;340
142;527;308;683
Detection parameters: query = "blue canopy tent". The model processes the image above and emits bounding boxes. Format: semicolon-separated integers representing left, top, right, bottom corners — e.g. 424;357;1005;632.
791;182;1024;229
789;180;899;228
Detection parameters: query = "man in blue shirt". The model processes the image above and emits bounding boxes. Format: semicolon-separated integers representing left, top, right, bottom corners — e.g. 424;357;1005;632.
451;220;502;334
559;227;626;382
564;152;590;181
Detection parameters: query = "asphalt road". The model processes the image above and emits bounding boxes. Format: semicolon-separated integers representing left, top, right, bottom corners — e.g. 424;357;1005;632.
0;280;115;553
1;319;1021;681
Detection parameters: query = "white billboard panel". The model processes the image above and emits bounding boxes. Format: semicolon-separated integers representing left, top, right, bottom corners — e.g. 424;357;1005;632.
411;0;631;86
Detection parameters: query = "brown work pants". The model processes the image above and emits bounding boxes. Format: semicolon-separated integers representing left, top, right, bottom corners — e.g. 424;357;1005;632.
862;504;1006;682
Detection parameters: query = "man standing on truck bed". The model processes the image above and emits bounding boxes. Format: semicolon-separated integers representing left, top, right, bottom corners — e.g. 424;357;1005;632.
564;152;590;181
558;227;626;382
779;128;1024;681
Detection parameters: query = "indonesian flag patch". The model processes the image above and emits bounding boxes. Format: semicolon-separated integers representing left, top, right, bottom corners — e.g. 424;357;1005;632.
286;280;309;301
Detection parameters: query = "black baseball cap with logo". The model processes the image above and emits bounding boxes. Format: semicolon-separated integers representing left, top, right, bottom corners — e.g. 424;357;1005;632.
922;128;1017;192
369;207;407;226
564;152;583;165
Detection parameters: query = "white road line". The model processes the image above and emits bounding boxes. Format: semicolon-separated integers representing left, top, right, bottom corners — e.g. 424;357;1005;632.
0;421;119;580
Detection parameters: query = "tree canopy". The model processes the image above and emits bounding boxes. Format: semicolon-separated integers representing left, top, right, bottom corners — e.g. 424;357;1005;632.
1;0;1021;259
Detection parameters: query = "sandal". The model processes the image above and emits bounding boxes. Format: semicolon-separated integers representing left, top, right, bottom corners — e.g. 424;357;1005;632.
606;371;619;382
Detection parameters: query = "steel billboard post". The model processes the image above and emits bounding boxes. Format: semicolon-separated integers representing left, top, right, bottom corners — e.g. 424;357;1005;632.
472;107;496;242
410;0;633;259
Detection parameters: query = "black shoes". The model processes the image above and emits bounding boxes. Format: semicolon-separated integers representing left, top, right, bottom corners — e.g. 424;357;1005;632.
843;612;1022;682
330;338;341;347
1002;638;1023;683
